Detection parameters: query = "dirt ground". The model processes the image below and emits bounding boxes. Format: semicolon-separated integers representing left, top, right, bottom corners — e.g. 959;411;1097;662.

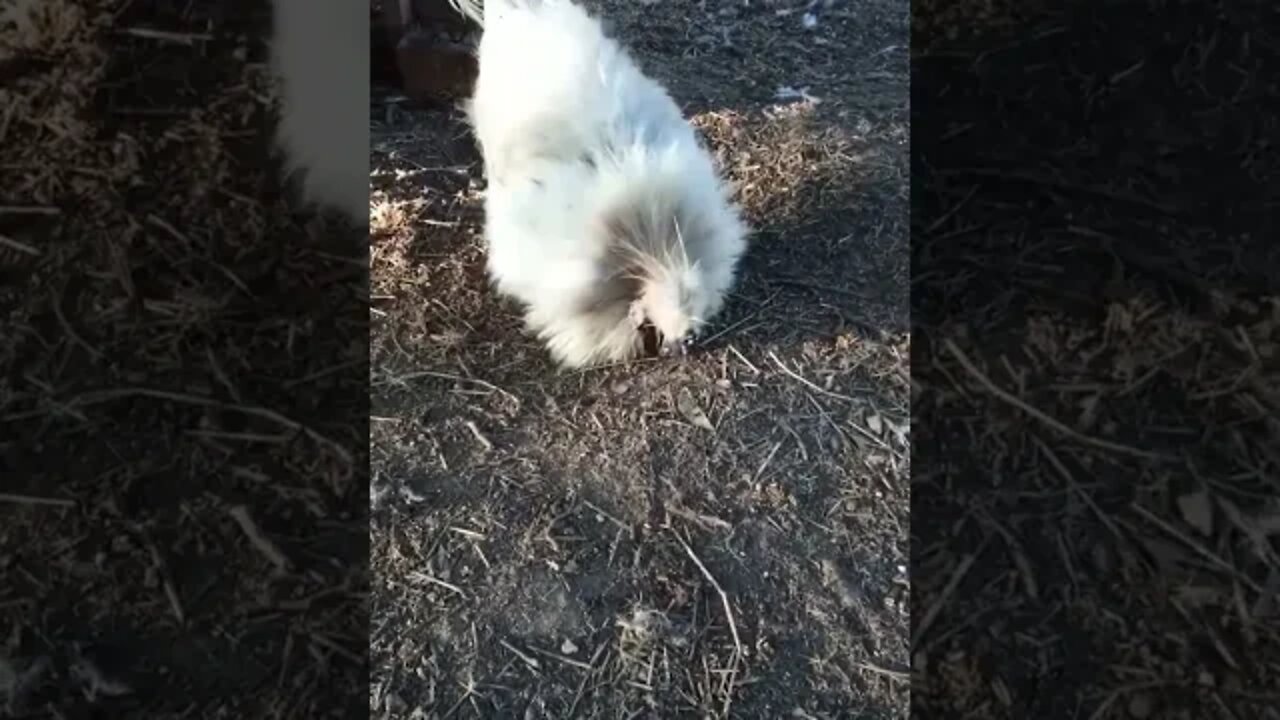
913;2;1280;718
2;1;367;717
369;0;909;718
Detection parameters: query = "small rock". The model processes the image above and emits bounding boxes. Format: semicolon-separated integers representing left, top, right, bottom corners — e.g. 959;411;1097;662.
1127;692;1153;718
1176;489;1213;536
385;691;407;712
676;389;715;432
560;639;578;655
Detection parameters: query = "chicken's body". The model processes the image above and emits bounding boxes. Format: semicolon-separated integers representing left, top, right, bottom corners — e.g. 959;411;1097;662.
456;0;748;367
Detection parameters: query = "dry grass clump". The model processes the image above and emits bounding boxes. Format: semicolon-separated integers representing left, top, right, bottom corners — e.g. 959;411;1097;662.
693;105;866;225
912;0;1054;50
912;5;1280;716
1;1;117;215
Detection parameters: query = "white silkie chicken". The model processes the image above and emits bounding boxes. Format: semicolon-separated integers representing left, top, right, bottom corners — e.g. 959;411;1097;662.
452;0;749;367
267;0;369;224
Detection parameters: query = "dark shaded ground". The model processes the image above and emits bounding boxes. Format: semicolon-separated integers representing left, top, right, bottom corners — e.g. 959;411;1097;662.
1;1;367;717
912;2;1280;718
369;0;909;717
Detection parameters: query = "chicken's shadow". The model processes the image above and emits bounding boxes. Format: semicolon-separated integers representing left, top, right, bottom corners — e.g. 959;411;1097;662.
691;105;909;356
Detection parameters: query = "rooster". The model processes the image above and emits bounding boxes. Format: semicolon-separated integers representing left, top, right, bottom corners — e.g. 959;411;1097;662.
268;0;370;223
452;0;749;367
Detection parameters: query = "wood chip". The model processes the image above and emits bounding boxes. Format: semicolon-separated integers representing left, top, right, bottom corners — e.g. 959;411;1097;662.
1176;489;1214;536
676;389;715;432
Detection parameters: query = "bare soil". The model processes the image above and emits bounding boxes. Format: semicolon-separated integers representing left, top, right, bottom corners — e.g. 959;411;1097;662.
913;2;1280;718
2;1;367;717
369;1;910;718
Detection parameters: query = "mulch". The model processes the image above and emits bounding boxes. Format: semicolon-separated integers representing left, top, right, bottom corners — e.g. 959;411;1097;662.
912;2;1280;718
2;1;367;716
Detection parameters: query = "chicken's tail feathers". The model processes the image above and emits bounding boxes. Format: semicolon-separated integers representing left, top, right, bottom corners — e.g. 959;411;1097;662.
449;0;548;27
447;0;486;25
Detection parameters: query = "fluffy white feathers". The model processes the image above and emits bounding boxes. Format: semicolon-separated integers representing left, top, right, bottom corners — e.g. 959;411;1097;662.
268;0;369;223
457;0;748;368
